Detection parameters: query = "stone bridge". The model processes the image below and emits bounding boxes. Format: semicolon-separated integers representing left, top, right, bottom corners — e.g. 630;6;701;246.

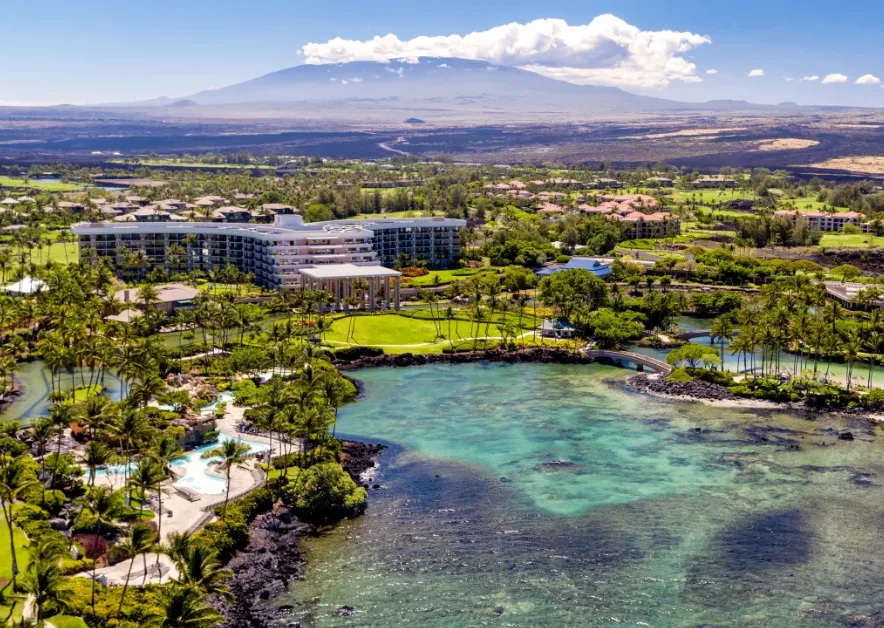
583;350;673;375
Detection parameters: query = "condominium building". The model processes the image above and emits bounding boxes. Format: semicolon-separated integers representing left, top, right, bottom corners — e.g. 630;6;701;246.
72;214;465;290
774;209;863;232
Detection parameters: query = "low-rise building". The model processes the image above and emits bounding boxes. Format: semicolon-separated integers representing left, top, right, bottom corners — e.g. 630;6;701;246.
115;283;200;315
774;209;863;232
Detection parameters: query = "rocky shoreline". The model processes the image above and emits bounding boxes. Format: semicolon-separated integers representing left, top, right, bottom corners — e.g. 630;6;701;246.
336;347;595;371
627;374;884;423
217;440;385;628
627;374;736;401
0;378;23;415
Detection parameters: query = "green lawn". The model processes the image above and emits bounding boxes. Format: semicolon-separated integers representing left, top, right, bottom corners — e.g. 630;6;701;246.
4;240;79;269
0;176;83;192
819;233;884;248
406;267;500;287
781;195;850;212
0;509;29;622
325;312;542;354
670;189;756;205
47;615;89;628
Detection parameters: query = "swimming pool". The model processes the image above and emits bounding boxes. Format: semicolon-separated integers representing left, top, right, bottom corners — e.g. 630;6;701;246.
94;433;269;495
171;433;269;495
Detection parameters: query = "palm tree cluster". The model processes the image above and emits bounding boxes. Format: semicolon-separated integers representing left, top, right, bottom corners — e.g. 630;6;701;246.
723;277;884;391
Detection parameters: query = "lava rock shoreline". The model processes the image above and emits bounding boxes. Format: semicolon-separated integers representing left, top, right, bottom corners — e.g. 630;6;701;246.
217;440;385;627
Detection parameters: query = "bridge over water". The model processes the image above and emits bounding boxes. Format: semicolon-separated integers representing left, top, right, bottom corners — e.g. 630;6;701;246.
583;350;673;375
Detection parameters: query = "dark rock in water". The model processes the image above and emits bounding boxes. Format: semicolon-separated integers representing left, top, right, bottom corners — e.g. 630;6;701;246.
499;477;512;483
372;483;380;489
839;431;855;441
627;375;735;401
340;440;386;481
536;460;581;471
332;606;355;616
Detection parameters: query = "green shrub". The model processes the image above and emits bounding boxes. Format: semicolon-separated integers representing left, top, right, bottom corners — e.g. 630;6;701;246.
332;346;384;361
666;367;693;383
282;462;367;523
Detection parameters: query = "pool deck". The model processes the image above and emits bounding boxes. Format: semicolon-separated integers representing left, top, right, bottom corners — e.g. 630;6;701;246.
85;401;282;586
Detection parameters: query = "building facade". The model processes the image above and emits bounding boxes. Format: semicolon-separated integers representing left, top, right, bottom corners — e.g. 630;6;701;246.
72;215;465;290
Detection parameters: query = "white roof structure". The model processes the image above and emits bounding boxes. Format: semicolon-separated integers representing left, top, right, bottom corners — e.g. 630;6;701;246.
3;277;48;296
104;308;143;323
299;264;401;280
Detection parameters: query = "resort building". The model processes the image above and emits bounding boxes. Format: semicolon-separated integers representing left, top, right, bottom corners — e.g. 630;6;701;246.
72;214;465;291
824;282;884;311
774;209;864;232
115;283;200;315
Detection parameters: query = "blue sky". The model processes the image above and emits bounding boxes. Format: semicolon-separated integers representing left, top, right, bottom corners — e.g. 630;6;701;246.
3;0;884;107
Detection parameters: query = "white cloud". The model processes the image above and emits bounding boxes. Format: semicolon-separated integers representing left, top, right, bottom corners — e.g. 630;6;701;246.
385;67;405;79
438;63;449;68
748;69;765;77
301;14;711;89
856;74;881;85
801;75;819;82
784;77;794;82
706;69;718;75
822;73;848;84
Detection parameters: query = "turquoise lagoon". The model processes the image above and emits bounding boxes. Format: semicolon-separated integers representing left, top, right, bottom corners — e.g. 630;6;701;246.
281;362;884;627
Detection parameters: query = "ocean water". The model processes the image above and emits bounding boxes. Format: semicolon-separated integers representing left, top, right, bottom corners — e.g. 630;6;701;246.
277;363;884;627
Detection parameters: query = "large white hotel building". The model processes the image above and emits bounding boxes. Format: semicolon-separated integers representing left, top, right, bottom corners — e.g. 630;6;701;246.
72;215;465;291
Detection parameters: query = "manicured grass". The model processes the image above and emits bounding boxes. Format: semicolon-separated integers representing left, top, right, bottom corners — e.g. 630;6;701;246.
5;240;79;268
0;509;29;622
819;234;884;248
47;616;89;628
405;267;500;287
670;189;755;205
0;176;83;191
325;312;541;354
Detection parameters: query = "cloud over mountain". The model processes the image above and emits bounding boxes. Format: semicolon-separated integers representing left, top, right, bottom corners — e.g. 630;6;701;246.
301;14;710;88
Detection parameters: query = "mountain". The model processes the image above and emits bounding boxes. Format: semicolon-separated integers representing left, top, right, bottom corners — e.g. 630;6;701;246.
178;57;675;112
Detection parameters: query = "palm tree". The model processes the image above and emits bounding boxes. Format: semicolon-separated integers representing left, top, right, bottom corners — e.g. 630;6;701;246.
710;315;735;371
149;436;185;544
28;418;54;507
78;486;123;611
83;441;111;489
145;585;222;628
21;536;71;626
128;457;163;519
320;373;349;438
0;457;39;589
202;440;250;519
117;522;158;611
173;542;234;603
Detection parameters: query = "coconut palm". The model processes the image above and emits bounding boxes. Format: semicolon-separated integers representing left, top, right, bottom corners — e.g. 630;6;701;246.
77;486;123;611
21;536;71;626
28;418;54;507
117;522;158;611
173;542;234;603
202;440;250;519
145;584;222;628
0;457;39;589
149;436;185;543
